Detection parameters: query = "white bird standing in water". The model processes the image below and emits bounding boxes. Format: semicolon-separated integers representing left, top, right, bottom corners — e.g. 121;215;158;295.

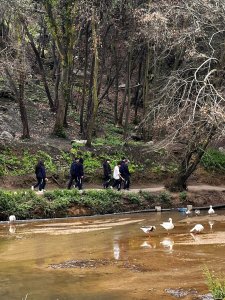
195;209;200;216
9;215;16;223
208;205;215;215
160;218;174;232
140;226;156;235
190;224;204;233
186;209;191;216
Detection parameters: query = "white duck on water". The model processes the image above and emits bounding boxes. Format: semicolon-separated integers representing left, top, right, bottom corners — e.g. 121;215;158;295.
208;205;215;215
190;224;204;233
9;215;16;223
195;209;200;216
140;226;156;235
160;218;174;232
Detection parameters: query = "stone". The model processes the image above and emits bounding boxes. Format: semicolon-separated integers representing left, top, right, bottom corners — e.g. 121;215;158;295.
0;131;14;140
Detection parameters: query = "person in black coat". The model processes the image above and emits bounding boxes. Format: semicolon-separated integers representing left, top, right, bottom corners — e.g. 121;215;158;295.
102;159;112;188
33;160;47;191
68;157;84;190
120;159;131;190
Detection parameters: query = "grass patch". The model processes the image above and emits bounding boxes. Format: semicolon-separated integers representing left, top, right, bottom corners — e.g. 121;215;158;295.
204;267;225;299
201;149;225;172
0;188;168;221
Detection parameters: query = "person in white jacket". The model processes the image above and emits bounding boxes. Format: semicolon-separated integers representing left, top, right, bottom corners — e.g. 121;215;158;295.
112;161;124;191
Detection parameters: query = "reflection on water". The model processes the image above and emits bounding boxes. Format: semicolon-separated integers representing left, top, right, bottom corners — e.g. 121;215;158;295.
9;225;16;234
0;210;224;300
208;220;214;230
160;238;174;253
113;234;121;260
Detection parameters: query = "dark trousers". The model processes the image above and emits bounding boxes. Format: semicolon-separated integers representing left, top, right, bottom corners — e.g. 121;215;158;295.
123;176;130;190
34;177;45;191
76;176;83;190
103;175;111;188
113;179;122;191
68;176;83;190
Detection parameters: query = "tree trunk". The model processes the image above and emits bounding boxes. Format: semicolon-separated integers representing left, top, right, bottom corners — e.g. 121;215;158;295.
80;21;90;135
53;63;68;136
18;72;30;139
134;58;143;124
123;49;132;139
22;20;55;111
142;43;151;141
167;126;216;191
114;53;119;125
86;14;99;147
4;67;30;139
118;87;127;126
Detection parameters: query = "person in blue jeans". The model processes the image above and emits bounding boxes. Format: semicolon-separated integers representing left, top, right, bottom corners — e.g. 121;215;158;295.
32;160;47;191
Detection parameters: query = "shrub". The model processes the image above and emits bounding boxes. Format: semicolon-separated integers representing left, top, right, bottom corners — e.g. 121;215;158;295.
204;267;225;299
139;190;156;202
159;192;171;205
201;149;225;172
179;191;187;202
126;193;141;205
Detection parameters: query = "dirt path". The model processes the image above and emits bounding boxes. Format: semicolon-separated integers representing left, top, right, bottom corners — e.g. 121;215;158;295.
85;184;225;193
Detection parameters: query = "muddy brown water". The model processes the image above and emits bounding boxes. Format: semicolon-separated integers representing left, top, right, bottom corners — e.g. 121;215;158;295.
0;210;224;300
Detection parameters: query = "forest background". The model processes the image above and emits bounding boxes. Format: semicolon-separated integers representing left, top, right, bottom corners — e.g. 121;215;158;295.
0;0;225;195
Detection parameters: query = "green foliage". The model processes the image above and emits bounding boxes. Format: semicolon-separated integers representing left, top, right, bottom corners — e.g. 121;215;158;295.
0;149;57;176
179;191;187;202
93;136;123;147
126;193;141;205
139;190;156;202
201;149;225;172
204;267;225;299
81;189;122;214
0;187;175;221
159;192;171;205
54;127;67;138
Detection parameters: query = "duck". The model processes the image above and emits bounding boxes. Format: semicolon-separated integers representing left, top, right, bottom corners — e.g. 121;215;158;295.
195;209;200;216
9;215;16;223
208;205;215;215
190;224;204;233
186;209;191;216
160;218;174;232
140;226;156;235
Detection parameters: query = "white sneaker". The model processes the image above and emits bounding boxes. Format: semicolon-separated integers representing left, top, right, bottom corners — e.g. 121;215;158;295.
31;186;34;191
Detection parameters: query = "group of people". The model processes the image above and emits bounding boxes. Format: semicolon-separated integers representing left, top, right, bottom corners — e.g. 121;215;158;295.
103;158;131;191
32;157;131;192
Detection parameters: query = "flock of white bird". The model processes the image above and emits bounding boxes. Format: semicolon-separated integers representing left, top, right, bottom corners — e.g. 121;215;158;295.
140;205;215;236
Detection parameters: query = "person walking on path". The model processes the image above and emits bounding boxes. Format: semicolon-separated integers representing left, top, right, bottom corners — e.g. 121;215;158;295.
102;159;112;189
113;161;124;191
120;159;131;190
32;160;47;191
68;157;84;190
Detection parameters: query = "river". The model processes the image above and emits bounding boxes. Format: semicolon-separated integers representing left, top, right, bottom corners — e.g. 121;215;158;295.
0;209;224;300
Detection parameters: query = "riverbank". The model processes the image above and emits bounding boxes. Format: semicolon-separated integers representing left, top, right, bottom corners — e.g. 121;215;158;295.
1;186;225;221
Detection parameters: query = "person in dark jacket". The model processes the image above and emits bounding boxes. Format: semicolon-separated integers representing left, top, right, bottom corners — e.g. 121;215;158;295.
120;159;131;190
102;159;112;188
68;157;84;190
32;160;47;191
